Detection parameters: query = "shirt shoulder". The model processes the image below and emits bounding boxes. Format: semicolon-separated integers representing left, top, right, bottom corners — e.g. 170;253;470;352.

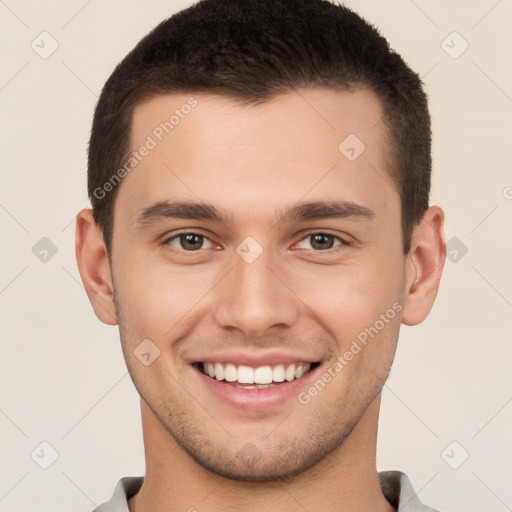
379;470;443;512
90;476;144;512
93;472;442;511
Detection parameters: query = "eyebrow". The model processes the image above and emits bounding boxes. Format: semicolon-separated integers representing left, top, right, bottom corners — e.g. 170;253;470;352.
134;199;375;229
135;200;226;227
279;201;375;223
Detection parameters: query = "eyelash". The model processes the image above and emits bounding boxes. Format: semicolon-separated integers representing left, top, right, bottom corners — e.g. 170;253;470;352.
161;230;350;253
297;231;349;251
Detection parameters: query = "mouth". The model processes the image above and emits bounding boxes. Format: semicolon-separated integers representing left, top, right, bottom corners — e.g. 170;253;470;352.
196;361;320;389
192;359;322;410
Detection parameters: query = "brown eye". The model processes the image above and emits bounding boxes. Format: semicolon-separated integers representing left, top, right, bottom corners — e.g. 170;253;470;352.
296;233;344;251
311;234;335;250
165;232;214;251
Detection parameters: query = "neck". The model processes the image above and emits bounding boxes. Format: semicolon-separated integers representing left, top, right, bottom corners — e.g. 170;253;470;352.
128;396;394;512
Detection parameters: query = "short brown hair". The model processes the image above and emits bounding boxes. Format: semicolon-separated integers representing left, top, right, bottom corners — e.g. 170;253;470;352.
88;0;431;258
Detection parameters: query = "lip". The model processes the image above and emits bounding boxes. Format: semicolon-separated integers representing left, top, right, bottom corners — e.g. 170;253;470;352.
193;361;322;411
191;349;319;368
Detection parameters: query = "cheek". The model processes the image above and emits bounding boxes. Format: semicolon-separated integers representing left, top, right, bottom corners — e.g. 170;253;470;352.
288;254;404;343
113;253;220;338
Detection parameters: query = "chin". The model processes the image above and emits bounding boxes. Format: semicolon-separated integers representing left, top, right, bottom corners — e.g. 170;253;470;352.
180;430;348;483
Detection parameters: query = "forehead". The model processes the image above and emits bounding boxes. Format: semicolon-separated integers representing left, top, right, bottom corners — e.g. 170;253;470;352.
117;87;396;227
131;87;386;158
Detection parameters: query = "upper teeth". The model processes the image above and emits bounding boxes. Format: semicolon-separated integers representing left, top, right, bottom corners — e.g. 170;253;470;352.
202;362;311;384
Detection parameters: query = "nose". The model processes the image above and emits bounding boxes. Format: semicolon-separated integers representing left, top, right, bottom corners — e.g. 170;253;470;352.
212;247;300;339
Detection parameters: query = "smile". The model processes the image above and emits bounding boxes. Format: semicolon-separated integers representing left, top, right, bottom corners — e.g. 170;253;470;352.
199;361;316;388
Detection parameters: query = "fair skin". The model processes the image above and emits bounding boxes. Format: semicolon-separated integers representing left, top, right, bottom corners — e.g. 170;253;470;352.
76;87;445;512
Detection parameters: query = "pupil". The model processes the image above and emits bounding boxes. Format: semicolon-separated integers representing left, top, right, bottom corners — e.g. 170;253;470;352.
312;234;332;250
182;234;202;250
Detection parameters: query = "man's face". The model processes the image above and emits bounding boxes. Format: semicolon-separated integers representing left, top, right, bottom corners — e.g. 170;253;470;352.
110;88;407;480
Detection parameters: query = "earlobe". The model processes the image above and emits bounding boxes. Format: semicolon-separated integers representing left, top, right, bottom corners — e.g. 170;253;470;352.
75;208;118;326
402;206;446;326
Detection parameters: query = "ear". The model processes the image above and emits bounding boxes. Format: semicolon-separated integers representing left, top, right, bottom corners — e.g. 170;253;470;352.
75;208;117;325
402;205;446;326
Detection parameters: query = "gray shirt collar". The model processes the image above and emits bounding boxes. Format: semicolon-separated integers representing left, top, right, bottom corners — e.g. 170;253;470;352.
93;471;440;512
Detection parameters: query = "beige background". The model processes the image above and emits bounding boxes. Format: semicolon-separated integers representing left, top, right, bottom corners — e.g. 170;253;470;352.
1;1;511;511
